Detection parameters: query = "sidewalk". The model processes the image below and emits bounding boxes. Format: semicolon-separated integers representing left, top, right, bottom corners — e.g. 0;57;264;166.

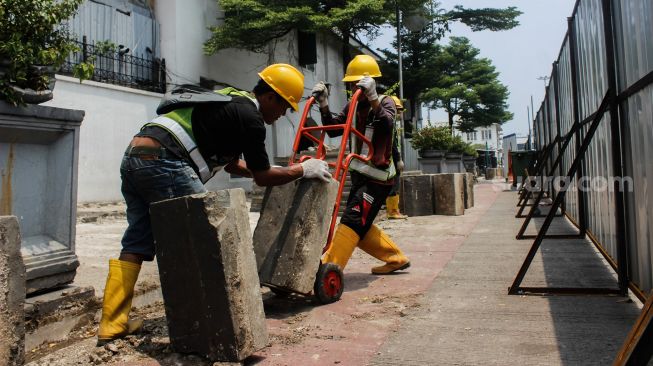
25;181;642;365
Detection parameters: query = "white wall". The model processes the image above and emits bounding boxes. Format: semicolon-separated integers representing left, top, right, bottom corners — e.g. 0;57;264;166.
43;75;161;202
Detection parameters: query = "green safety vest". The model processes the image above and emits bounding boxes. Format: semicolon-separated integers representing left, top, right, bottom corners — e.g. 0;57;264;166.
349;95;397;182
146;88;255;183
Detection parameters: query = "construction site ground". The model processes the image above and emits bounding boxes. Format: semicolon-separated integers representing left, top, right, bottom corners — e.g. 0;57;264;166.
24;180;643;365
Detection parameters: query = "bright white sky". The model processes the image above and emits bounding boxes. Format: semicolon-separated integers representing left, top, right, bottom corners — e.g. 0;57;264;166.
368;0;577;138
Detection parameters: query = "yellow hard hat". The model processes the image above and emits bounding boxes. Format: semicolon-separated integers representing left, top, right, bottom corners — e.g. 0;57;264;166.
391;96;404;110
342;54;382;82
258;63;304;111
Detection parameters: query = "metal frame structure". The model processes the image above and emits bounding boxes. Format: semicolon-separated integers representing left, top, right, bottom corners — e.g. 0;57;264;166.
509;0;627;297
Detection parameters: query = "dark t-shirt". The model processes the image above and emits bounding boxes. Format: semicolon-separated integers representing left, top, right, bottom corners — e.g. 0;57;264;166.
136;96;271;173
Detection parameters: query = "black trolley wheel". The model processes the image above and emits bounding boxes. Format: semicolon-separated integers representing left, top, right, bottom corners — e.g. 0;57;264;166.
313;263;344;304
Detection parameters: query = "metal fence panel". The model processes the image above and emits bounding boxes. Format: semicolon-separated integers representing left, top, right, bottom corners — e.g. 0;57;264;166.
613;0;653;92
614;0;653;293
574;1;609;120
557;40;580;221
622;85;653;293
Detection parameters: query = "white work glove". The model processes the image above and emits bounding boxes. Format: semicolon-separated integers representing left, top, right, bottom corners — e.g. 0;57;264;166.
301;158;332;183
396;160;405;172
311;81;329;108
356;76;378;102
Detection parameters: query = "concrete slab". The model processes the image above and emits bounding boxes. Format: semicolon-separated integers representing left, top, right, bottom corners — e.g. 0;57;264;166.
432;173;465;216
400;175;434;216
0;215;25;365
464;172;475;208
253;179;338;294
150;190;267;362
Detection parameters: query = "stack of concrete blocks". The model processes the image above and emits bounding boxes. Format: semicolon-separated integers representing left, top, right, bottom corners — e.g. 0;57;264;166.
399;174;435;216
150;190;267;362
253;179;338;294
463;172;475;209
0;216;25;366
432;173;465;216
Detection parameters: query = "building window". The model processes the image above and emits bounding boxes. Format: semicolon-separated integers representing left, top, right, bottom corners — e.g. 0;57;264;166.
466;131;477;141
481;130;492;140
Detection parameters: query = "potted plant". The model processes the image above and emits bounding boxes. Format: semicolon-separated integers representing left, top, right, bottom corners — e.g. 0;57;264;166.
0;0;86;105
446;135;467;159
410;125;452;158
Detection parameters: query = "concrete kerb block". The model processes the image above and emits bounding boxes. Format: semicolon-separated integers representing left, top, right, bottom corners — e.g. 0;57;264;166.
253;179;338;294
432;174;465;216
0;216;25;366
399;175;434;217
463;173;475;209
150;190;267;362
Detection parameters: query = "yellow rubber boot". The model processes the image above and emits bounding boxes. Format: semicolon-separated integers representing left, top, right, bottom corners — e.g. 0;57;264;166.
386;195;407;220
322;224;360;271
358;224;410;274
97;259;143;345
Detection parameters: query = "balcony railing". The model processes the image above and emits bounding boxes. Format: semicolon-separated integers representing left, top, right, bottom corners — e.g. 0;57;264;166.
59;36;166;93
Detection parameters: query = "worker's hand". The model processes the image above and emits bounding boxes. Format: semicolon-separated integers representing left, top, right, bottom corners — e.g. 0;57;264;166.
396;160;405;172
356;76;378;102
311;81;329;108
301;158;332;183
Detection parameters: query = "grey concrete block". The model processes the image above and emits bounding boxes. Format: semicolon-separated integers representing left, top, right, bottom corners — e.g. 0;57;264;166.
418;157;446;174
150;190;267;362
253;179;338;294
432;173;465;216
0;216;25;365
463;173;475;209
400;175;434;217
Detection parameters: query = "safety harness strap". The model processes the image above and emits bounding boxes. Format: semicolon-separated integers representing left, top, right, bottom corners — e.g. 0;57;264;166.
149;116;212;183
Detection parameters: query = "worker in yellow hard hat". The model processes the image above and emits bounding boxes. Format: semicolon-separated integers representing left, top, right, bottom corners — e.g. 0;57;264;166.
97;64;332;346
311;54;410;275
386;96;408;219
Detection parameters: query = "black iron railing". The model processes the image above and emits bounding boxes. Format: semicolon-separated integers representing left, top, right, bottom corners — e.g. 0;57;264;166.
59;36;166;93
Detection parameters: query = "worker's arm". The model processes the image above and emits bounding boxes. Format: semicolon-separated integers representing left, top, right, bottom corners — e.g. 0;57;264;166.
312;81;346;138
224;159;252;177
224;159;304;186
251;159;332;186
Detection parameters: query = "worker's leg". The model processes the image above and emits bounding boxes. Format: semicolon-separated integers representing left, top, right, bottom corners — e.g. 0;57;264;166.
353;177;409;274
98;156;206;345
358;224;410;274
386;172;407;219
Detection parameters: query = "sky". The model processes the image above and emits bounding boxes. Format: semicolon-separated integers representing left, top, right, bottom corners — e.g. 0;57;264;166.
367;0;577;138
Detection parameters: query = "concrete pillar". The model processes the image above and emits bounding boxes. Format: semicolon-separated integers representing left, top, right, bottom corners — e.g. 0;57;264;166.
463;173;475;209
432;174;465;216
0;216;25;366
485;168;496;180
400;175;434;216
150;190;267;362
253;179;338;294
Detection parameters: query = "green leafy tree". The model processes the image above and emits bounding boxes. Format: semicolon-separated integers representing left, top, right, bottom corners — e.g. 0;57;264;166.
204;0;427;68
377;4;520;133
0;0;86;105
422;37;513;132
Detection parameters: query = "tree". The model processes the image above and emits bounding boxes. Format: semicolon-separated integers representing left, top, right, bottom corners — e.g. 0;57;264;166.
204;0;427;68
422;37;513;132
377;4;520;133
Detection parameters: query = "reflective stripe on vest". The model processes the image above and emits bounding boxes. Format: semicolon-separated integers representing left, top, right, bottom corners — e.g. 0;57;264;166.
149;116;213;183
349;95;397;181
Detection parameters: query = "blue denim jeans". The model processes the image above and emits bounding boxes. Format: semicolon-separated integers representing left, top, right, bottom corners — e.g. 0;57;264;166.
120;155;206;260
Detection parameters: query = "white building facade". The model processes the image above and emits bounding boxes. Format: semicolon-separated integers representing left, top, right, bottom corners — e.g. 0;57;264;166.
44;0;364;202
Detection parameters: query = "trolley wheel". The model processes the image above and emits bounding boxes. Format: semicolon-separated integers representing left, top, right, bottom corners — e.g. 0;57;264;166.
313;263;344;304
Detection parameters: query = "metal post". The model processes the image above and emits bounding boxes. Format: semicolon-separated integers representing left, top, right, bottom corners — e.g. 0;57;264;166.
601;0;629;297
552;62;566;213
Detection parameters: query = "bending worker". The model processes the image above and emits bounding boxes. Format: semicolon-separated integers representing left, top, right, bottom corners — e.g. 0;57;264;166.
311;55;410;275
386;96;408;220
98;64;331;345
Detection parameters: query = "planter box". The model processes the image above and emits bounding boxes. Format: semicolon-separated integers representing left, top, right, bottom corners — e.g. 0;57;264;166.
0;101;84;294
418;157;446;174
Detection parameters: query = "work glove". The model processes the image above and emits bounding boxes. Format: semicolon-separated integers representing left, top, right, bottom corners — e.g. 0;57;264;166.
396;160;405;172
301;158;332;183
356;76;378;102
311;81;329;108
